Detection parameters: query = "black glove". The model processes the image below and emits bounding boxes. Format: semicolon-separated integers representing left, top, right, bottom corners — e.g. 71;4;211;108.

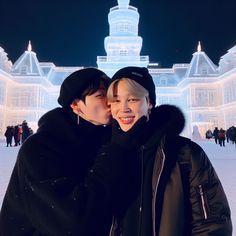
111;116;148;150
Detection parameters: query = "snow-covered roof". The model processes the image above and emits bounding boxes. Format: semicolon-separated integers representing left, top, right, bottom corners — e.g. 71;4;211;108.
185;42;219;77
219;45;236;74
11;41;44;76
0;47;12;72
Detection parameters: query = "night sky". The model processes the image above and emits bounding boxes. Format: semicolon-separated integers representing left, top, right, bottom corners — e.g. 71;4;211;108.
0;0;235;68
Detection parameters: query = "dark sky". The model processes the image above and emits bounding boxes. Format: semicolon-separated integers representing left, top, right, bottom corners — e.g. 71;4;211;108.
0;0;235;68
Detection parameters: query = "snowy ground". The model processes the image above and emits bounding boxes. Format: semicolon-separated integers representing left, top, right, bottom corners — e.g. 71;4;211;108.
0;138;235;234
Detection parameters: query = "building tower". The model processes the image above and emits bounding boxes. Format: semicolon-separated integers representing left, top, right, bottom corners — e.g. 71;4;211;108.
97;0;149;76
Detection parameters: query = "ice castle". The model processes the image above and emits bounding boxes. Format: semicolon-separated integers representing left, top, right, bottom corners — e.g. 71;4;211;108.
0;0;236;138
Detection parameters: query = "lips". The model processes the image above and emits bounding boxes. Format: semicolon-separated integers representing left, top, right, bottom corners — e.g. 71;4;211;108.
119;116;135;124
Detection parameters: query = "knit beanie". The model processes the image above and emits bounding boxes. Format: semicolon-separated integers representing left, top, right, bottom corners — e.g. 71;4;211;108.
58;67;109;108
111;66;156;107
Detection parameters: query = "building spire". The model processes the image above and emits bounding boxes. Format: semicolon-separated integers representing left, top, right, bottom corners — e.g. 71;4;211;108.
118;0;130;8
27;40;32;52
197;41;202;52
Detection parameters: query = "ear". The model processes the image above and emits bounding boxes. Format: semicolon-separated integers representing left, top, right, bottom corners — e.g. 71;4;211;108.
148;103;153;110
70;99;81;115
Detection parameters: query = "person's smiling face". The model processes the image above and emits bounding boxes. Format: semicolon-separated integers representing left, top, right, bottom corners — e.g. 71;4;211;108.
110;80;151;131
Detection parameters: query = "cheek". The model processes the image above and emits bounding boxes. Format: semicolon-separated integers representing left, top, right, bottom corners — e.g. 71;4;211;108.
87;101;102;112
137;103;150;116
110;104;117;116
92;102;109;116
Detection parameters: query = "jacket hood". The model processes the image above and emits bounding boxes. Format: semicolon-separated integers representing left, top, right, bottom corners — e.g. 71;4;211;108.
144;105;185;148
152;104;185;136
37;108;78;141
38;108;72;131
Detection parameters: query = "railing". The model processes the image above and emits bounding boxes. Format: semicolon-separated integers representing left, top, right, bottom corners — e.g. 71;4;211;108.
173;64;189;68
110;6;137;12
97;56;149;62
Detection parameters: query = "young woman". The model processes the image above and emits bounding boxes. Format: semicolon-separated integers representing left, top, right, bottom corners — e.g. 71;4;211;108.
104;66;232;236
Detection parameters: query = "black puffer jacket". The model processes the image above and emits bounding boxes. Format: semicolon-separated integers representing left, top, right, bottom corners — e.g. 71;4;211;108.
106;105;232;236
0;108;112;236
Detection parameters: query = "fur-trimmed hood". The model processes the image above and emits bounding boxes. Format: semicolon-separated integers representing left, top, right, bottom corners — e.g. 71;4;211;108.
151;104;185;136
144;104;185;148
37;108;79;141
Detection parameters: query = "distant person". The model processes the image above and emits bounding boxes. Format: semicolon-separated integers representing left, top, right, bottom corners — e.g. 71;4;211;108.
205;129;213;139
98;66;232;235
13;125;21;146
192;125;201;140
226;126;236;144
226;128;230;143
0;68;116;235
4;126;14;147
18;125;23;144
213;127;219;144
21;120;31;143
218;128;226;147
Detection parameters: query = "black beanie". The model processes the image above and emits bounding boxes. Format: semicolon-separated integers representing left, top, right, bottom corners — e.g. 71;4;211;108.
111;66;156;107
58;67;109;108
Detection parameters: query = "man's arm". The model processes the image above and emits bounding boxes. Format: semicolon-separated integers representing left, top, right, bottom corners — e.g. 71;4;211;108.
190;142;232;235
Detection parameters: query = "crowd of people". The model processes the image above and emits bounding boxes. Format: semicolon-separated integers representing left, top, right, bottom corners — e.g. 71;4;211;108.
205;126;236;147
4;120;33;147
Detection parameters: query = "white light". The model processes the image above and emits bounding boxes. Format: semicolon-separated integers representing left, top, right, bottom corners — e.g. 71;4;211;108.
197;41;202;52
27;40;32;52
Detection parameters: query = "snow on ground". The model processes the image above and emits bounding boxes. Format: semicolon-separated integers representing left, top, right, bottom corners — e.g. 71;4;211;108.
0;138;235;234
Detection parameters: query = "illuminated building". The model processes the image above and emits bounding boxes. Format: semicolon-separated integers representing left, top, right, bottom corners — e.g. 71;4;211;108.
0;0;235;138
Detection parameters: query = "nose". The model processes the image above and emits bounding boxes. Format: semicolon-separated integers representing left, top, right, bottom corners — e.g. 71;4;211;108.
120;101;131;112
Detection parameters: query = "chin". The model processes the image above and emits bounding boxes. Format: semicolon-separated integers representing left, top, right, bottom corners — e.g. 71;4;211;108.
120;125;132;132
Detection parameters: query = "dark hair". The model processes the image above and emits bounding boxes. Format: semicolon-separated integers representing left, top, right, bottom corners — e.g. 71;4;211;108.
79;75;109;103
58;68;110;108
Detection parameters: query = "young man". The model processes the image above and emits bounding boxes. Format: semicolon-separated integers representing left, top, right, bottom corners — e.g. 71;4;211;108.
0;68;113;236
95;66;232;235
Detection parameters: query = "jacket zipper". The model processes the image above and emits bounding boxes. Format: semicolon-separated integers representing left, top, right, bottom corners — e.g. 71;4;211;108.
152;148;166;236
109;217;115;236
138;146;145;236
198;184;208;219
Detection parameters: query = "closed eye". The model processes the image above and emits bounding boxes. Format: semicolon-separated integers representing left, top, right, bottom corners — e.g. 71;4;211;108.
113;98;120;103
96;93;106;98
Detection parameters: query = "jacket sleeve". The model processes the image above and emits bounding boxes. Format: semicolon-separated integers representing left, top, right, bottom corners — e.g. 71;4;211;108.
189;141;232;235
0;135;112;236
